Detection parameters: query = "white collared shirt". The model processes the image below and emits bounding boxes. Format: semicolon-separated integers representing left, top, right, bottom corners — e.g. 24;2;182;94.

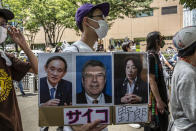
85;93;105;104
47;79;58;98
126;77;137;94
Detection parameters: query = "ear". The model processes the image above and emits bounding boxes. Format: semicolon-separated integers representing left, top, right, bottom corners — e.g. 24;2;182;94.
83;17;88;26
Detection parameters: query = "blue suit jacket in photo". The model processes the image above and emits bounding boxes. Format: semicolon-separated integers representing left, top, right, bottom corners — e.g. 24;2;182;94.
40;77;72;105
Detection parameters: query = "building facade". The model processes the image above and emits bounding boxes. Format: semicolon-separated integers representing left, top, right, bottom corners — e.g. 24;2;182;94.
183;8;196;27
32;0;183;52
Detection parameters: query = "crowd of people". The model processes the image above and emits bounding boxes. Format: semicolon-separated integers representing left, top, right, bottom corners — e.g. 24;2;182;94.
0;1;196;131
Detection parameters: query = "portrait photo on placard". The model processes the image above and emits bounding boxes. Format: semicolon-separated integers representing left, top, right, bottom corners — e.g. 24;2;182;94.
74;53;113;106
38;53;72;107
114;52;149;105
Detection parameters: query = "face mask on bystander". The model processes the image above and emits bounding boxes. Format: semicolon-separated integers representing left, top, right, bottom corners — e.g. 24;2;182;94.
88;18;108;39
0;26;7;44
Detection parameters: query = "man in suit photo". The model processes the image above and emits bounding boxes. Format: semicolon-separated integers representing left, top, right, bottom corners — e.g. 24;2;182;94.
115;55;148;105
40;56;72;106
76;60;112;105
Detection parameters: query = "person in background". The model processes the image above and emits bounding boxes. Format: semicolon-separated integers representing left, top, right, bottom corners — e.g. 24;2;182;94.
145;31;169;131
18;80;25;96
159;51;173;83
159;51;173;70
169;26;196;131
45;47;52;53
168;53;179;66
122;41;131;52
0;7;38;131
130;41;136;52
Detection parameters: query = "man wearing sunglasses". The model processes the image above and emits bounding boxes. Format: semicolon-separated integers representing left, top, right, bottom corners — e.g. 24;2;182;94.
0;7;38;131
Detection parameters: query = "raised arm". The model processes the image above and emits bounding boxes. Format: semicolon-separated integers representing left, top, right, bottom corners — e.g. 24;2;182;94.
8;26;38;74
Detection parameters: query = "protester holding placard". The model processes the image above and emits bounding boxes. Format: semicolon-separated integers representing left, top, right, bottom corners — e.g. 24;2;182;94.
62;2;110;131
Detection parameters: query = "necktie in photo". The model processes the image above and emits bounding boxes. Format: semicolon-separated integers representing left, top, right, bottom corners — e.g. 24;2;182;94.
92;99;98;104
50;88;56;99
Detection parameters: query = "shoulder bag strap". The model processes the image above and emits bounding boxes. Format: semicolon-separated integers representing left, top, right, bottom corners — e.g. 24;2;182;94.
72;44;80;52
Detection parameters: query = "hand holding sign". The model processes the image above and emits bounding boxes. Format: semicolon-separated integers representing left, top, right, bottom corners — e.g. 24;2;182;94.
42;99;60;106
72;119;107;131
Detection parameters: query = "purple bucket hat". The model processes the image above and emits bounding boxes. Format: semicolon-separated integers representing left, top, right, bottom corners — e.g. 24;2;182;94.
75;2;110;30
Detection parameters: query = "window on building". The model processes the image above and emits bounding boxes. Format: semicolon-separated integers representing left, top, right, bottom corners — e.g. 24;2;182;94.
162;6;177;15
136;10;153;18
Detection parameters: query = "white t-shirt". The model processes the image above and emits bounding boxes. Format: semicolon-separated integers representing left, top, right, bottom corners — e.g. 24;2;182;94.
171;60;196;130
63;40;107;131
63;40;93;52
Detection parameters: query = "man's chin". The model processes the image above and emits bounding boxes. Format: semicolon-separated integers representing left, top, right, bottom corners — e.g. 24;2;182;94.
89;92;101;97
49;81;58;86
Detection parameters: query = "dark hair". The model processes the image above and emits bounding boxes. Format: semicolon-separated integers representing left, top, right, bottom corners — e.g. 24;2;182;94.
122;42;131;52
45;56;67;72
146;31;161;51
0;15;8;23
82;60;106;76
178;42;196;57
124;56;142;77
79;8;97;32
54;46;61;53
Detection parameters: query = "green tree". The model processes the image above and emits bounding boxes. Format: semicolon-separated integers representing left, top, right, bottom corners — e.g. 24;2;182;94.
2;0;153;47
2;0;39;49
179;0;196;10
23;17;40;48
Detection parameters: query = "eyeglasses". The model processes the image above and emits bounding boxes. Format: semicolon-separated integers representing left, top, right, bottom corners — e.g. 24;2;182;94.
83;72;105;80
90;14;105;19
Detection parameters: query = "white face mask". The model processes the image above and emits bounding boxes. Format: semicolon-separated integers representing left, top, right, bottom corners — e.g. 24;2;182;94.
88;18;108;39
0;26;7;44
